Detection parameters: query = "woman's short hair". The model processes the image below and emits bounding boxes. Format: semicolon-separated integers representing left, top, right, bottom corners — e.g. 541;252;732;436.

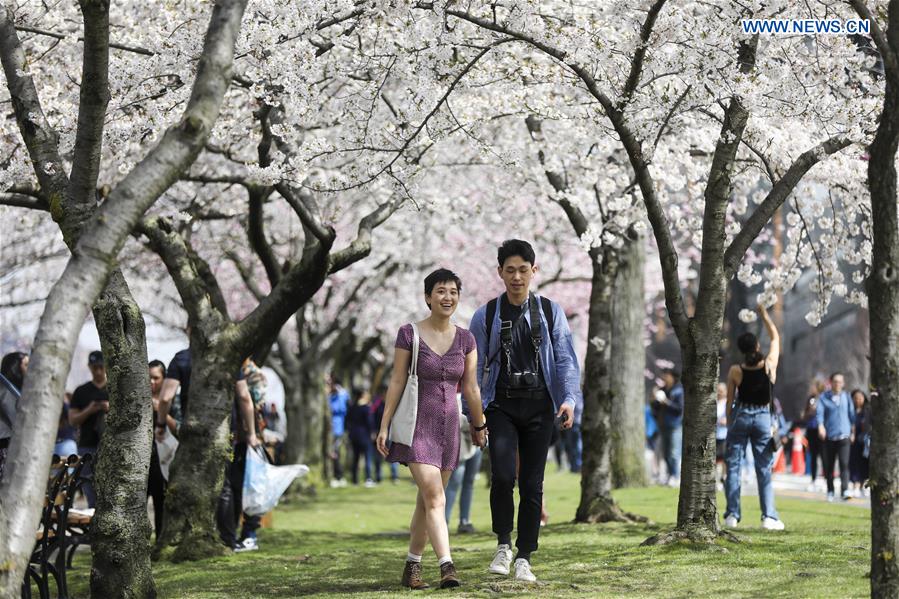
423;268;462;308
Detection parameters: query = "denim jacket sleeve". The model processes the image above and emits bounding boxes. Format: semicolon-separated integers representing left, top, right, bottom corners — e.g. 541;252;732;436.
549;301;580;408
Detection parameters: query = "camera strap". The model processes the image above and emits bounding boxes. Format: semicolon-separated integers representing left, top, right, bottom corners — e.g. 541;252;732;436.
484;293;550;379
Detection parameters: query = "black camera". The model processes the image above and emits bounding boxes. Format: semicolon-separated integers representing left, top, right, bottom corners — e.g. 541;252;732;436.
510;371;538;388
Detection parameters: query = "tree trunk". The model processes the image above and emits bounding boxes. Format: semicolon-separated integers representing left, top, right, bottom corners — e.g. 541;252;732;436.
90;270;156;598
282;363;325;475
611;237;647;488
867;68;899;599
576;253;631;522
156;346;237;561
673;343;722;540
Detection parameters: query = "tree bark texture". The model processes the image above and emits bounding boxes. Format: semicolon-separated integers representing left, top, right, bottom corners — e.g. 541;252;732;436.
611;237;647;488
157;345;237;561
90;270;156;598
866;41;899;599
576;253;630;523
0;1;247;592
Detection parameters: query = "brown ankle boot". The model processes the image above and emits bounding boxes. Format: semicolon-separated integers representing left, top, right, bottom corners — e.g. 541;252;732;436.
401;560;429;590
439;562;460;588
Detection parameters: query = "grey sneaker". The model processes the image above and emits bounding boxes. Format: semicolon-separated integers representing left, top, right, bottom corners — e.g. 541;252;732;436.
513;558;536;582
488;544;513;575
457;522;476;534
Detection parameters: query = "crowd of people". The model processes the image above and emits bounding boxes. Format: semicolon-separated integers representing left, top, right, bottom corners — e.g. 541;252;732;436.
0;345;285;554
0;236;874;591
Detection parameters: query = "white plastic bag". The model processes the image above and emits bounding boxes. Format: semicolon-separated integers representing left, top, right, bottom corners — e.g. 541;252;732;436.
242;446;309;516
155;430;179;481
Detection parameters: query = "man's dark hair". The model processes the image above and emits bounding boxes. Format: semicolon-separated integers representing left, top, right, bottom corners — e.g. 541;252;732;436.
148;360;167;377
497;239;536;268
0;351;27;390
737;332;763;366
423;268;462;308
662;367;681;382
830;371;844;381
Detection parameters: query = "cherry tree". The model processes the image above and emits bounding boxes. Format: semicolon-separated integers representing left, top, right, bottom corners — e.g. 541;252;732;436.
399;0;881;540
0;0;249;595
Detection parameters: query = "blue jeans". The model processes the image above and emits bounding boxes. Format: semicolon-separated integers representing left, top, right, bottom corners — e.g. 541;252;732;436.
445;450;483;524
724;405;779;521
661;424;682;480
562;424;583;472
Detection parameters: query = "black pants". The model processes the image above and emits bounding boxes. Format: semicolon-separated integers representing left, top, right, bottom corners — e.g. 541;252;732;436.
486;390;555;557
822;438;851;495
217;442;261;547
147;443;167;539
349;437;373;484
807;430;822;481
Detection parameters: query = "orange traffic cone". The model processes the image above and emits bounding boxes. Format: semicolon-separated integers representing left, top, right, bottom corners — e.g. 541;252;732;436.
773;446;786;473
791;429;806;474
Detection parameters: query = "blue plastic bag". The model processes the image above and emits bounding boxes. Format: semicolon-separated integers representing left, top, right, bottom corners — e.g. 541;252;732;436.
242;446;309;516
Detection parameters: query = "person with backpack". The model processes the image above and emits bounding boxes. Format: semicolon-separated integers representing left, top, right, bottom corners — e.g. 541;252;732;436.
469;239;580;583
723;303;786;531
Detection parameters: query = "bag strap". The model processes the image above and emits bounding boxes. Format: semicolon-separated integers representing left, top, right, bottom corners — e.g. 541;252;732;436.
409;323;420;376
484;294;556;372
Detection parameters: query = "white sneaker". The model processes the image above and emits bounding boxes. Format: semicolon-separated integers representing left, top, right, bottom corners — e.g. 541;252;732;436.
805;484;817;492
329;479;340;488
827;492;835;502
488;544;513;575
364;479;376;488
762;517;785;531
724;515;738;528
513;558;537;582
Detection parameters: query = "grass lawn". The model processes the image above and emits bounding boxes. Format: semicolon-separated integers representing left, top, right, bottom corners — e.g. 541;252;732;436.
67;469;869;598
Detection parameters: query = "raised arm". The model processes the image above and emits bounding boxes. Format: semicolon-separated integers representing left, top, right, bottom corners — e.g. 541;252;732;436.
758;303;780;380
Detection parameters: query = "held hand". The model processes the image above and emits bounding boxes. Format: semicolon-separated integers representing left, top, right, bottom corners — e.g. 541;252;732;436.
818;426;826;441
470;426;487;448
556;404;574;430
247;433;260;448
154;423;167;442
97;400;110;413
376;429;389;458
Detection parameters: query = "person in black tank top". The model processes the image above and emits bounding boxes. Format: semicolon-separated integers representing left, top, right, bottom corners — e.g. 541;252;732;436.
737;366;772;406
722;304;785;531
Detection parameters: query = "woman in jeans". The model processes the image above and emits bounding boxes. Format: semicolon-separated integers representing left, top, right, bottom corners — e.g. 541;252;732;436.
723;304;785;531
376;268;487;590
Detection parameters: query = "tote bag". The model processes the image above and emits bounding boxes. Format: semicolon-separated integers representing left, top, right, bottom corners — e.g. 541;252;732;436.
388;323;420;446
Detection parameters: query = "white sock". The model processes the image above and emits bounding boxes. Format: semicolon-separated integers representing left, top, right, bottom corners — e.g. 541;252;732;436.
406;552;422;563
438;555;453;566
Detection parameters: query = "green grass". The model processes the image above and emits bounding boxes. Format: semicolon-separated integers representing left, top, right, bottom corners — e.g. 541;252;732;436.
66;469;870;598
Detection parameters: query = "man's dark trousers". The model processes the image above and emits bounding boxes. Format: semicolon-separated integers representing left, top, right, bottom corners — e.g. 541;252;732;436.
486;389;555;556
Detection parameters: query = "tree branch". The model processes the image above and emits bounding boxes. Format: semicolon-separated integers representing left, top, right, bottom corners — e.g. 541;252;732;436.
524;115;589;237
246;186;281;286
64;0;111;244
848;0;899;84
0;193;49;210
138;217;229;320
620;0;668;106
0;8;68;216
328;195;405;274
723;136;853;278
274;183;335;247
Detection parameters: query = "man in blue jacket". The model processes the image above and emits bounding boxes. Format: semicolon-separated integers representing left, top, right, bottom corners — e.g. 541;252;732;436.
816;372;856;501
469;239;580;583
328;377;350;488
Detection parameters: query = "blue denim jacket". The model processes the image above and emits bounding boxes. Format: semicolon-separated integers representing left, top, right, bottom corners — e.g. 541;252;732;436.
470;293;581;412
816;390;855;440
